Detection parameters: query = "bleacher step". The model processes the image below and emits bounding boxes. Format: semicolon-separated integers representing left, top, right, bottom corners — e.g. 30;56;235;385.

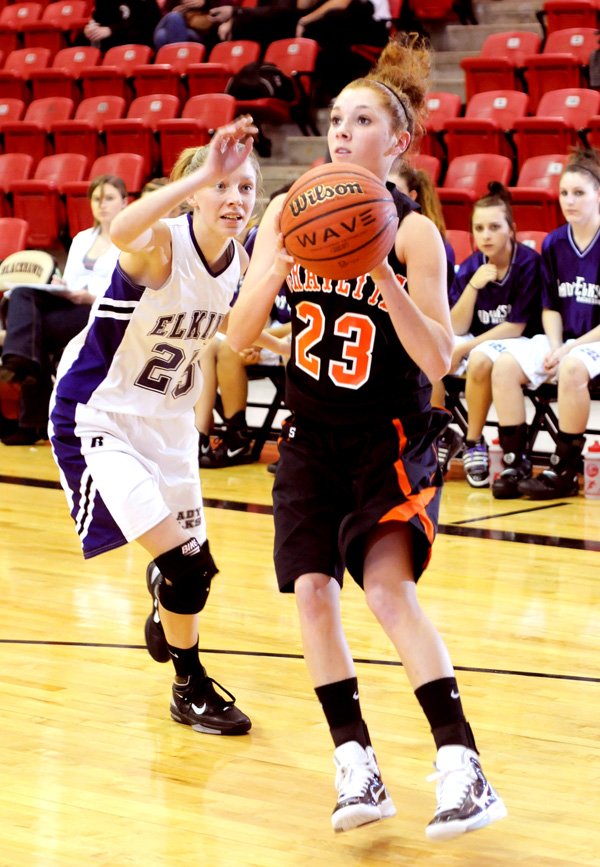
439;21;542;51
285;135;329;165
474;0;541;26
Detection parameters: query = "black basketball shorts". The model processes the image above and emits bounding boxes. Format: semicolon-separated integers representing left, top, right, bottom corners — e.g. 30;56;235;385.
272;409;448;592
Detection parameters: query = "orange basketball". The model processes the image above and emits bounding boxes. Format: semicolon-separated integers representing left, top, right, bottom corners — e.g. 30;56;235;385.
280;163;399;280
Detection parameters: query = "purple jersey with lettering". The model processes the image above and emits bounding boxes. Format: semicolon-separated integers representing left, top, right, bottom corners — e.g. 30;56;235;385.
541;223;600;339
449;241;541;337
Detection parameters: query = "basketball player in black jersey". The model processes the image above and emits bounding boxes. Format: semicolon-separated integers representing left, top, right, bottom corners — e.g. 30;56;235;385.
229;34;506;840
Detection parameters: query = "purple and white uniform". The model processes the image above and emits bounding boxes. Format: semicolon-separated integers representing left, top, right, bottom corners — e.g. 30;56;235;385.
49;214;241;558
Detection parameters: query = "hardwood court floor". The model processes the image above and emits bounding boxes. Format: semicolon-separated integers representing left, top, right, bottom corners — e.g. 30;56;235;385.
0;442;598;867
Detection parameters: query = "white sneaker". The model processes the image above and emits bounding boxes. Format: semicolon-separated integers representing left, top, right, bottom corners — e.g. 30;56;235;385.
426;745;507;841
331;741;396;833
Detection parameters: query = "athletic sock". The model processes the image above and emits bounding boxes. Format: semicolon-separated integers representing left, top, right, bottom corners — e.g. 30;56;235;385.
167;640;205;680
415;677;478;753
315;677;371;749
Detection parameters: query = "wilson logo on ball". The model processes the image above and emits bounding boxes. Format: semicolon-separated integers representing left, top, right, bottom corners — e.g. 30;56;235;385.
281;163;398;281
287;181;366;217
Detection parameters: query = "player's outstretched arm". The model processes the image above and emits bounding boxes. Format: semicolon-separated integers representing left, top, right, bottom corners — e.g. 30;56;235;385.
228;196;294;352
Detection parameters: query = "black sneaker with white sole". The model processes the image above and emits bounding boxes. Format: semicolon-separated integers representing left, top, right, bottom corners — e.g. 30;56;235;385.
144;561;169;663
426;746;507;841
331;741;396;833
170;672;252;735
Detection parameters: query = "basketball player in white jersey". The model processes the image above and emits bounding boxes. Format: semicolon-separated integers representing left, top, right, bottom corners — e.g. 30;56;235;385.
49;116;260;734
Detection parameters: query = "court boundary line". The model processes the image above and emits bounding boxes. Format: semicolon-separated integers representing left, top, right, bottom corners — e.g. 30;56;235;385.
0;639;598;684
3;474;598;551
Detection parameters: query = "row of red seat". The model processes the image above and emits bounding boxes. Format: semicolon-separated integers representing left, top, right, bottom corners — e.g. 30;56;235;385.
0;92;237;175
422;87;600;171
462;26;599;108
0;37;321;135
0;151;149;247
0;0;90;56
407;151;569;234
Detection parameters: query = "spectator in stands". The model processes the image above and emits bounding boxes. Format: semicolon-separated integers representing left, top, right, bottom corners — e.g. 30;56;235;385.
0;175;128;446
491;148;600;500
154;0;229;51
296;0;391;104
83;0;162;50
208;1;300;48
437;182;541;486
388;159;455;291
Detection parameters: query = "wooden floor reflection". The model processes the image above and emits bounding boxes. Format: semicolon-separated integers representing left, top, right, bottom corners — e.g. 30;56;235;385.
0;443;598;866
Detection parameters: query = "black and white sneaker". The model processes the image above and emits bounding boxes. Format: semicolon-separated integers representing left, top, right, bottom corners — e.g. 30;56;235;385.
170;672;252;735
199;432;254;469
437;427;465;476
144;562;169;663
426;746;507;841
331;741;396;833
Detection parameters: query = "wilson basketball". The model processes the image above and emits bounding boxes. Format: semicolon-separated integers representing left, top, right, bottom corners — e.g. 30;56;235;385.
280;163;398;280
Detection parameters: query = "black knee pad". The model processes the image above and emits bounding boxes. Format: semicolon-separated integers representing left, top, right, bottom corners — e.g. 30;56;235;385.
155;538;218;615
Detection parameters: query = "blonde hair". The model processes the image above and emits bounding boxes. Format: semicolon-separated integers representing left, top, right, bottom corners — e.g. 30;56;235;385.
344;33;431;152
170;144;264;200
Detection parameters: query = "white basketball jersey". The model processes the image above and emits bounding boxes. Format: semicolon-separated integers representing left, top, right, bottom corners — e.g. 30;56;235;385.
55;214;241;418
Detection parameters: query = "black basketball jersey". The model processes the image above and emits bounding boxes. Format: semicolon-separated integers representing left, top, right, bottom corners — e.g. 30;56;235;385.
284;186;431;426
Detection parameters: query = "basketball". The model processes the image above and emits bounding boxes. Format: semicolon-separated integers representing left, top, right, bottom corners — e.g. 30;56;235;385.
280;163;399;280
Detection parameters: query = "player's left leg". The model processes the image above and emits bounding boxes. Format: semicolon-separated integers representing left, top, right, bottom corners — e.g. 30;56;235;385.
139;516;251;735
363;523;506;840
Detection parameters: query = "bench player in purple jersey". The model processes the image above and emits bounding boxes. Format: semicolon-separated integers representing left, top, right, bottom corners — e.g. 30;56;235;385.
48;116;260;735
491;148;600;499
437;183;541;487
228;34;506;841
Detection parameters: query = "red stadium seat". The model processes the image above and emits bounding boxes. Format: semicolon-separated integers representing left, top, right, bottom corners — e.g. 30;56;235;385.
446;228;474;264
1;95;74;162
21;0;88;53
52;94;126;158
132;42;206;100
10;152;89;246
523;27;598;111
513;88;600;166
584;113;600;148
0;96;27;138
0;216;29;258
104;94;180;174
63;152;146;236
232;37;320;135
0;152;34;216
438;153;513;230
185;61;232;97
445;90;529;163
209;40;261;74
516;229;548;253
461;31;542;101
421;91;462;163
0;46;52;101
541;0;599;35
0;2;42;54
79;43;153;103
30;45;100;101
157;93;236;175
406;153;442;185
508;153;567;231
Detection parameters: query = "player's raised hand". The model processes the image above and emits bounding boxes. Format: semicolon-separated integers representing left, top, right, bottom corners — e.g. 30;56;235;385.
202;116;258;182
